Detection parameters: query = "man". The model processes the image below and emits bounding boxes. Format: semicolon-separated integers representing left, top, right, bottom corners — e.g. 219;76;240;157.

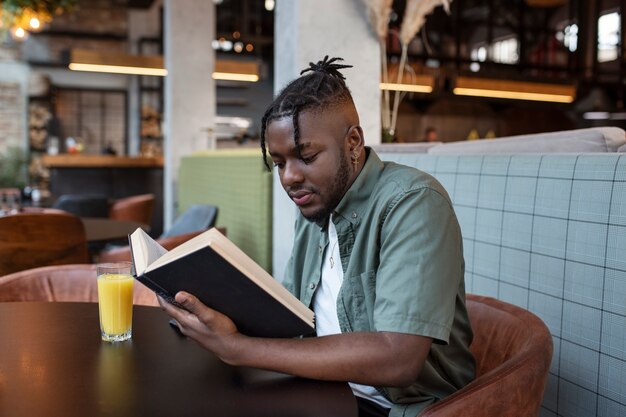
424;126;438;142
160;56;475;417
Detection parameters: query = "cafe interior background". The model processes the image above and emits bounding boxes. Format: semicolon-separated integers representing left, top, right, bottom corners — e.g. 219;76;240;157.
0;1;625;416
3;0;622;262
1;0;624;177
0;0;624;223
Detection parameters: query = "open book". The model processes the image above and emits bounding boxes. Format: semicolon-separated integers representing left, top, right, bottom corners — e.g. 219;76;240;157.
129;227;315;338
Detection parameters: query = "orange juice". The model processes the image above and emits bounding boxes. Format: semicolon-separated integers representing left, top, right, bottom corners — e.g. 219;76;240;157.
97;273;134;341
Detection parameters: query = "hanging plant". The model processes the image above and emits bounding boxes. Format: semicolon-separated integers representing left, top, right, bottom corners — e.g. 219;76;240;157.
1;0;77;17
0;0;77;40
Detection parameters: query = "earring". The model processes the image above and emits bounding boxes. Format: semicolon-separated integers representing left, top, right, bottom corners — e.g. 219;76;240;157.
351;153;359;171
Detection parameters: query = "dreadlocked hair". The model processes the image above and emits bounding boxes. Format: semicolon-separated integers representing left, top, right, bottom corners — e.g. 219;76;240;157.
260;56;354;170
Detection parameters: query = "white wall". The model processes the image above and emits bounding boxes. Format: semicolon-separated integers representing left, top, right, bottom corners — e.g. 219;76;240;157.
163;0;216;228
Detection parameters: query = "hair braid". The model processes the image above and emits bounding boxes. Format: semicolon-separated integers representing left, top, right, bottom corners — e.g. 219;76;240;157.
260;56;354;170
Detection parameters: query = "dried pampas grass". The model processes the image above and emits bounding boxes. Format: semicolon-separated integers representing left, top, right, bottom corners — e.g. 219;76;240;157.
399;0;451;46
365;0;394;41
388;0;452;135
365;0;394;129
367;0;454;135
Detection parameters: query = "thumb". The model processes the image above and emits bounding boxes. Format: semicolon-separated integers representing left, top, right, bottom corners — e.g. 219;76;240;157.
175;291;202;314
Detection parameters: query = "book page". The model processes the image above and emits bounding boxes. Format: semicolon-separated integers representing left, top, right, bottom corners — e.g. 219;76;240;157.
129;228;168;276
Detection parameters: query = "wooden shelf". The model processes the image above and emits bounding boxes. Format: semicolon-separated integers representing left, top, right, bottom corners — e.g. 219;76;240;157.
41;154;163;168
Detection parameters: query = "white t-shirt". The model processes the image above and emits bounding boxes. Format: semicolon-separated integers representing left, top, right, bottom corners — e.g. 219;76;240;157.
312;216;393;409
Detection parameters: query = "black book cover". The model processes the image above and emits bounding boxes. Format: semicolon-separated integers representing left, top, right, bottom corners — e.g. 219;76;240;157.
136;246;314;339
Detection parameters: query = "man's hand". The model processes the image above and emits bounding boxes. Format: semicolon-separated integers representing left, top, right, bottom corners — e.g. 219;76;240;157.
158;291;242;364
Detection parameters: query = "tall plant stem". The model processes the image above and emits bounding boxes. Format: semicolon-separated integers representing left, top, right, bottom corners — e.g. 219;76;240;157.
390;43;408;134
381;42;391;130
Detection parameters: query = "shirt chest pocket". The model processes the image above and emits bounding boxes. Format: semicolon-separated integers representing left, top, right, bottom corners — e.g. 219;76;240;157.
337;270;376;333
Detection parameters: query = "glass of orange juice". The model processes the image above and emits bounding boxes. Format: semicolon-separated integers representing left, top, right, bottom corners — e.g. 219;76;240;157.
97;262;134;342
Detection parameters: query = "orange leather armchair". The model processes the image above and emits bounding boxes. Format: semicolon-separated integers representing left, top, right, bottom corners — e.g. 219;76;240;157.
108;194;155;225
0;212;89;276
0;264;158;306
419;294;552;417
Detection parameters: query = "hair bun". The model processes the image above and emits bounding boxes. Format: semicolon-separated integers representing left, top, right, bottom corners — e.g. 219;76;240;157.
300;55;353;80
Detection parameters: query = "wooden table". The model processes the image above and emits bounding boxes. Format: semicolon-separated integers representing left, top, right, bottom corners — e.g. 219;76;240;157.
0;302;357;417
81;217;150;242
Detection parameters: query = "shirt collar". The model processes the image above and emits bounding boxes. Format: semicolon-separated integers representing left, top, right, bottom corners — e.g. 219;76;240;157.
332;147;384;227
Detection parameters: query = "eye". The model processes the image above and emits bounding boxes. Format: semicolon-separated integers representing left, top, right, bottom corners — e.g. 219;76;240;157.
301;153;318;164
272;161;284;170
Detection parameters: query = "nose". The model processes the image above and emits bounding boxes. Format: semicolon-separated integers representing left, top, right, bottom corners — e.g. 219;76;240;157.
281;160;305;188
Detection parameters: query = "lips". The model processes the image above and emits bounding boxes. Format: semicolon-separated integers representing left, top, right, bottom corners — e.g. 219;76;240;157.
289;190;314;206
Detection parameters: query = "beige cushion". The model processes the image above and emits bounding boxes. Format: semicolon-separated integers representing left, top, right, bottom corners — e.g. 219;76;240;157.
427;127;626;154
371;142;441;154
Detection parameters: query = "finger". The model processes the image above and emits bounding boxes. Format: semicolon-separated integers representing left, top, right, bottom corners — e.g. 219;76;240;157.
158;295;195;325
174;292;225;328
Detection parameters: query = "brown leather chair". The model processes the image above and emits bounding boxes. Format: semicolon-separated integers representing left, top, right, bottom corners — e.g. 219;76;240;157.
108;194;155;225
0;212;89;276
0;264;158;306
419;294;553;417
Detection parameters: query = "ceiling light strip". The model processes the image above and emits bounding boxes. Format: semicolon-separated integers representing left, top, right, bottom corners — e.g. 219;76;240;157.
69;63;168;77
212;72;259;82
69;64;259;82
453;87;574;103
380;82;433;93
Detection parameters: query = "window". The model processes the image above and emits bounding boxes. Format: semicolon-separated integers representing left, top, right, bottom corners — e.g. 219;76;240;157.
556;23;578;52
471;45;488;62
471;37;519;64
55;89;127;155
492;38;519;64
598;12;620;63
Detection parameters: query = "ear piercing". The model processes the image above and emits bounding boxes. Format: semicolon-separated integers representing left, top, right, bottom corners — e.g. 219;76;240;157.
351;153;359;171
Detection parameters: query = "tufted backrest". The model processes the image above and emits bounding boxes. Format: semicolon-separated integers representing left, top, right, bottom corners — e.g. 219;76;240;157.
378;152;626;417
419;294;552;416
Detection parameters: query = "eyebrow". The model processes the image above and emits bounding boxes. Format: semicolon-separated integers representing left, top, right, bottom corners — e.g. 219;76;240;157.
295;142;312;152
269;142;313;158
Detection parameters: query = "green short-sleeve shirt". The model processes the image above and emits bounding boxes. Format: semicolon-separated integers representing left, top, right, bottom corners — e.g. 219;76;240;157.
283;148;475;417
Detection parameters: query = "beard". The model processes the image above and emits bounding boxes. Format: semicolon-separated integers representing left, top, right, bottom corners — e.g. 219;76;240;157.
302;149;351;224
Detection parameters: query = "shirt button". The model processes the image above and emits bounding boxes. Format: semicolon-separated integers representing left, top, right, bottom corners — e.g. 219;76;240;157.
309;283;316;290
352;212;357;219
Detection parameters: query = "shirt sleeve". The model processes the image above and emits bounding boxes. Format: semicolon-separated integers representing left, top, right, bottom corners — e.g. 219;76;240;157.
373;187;464;344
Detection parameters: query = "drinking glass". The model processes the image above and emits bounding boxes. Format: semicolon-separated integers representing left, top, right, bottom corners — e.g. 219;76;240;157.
97;262;134;342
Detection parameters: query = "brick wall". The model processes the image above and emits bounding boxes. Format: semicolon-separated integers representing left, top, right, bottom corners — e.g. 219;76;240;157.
0;82;24;153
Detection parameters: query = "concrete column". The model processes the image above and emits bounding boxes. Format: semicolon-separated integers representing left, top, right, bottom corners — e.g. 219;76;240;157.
272;0;381;280
163;0;215;228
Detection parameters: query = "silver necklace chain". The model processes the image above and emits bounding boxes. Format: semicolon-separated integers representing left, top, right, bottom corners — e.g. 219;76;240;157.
329;240;339;269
